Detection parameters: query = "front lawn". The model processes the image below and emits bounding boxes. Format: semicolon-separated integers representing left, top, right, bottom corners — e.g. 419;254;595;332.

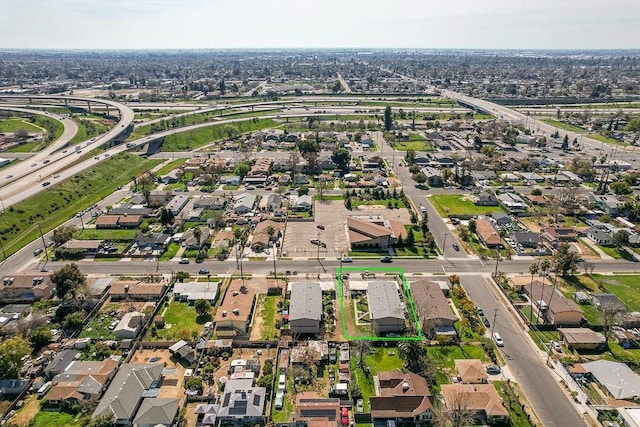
159;242;180;261
429;194;504;218
74;228;138;241
391;140;431;151
427;345;489;370
599;245;634;260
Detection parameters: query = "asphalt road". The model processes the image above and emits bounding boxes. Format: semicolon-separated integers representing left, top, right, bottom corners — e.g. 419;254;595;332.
461;275;587;426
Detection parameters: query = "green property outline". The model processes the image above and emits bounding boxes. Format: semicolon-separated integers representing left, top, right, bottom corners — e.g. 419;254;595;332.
336;266;423;341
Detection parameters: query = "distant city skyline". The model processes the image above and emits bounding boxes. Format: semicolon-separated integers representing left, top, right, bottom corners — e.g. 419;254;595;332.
1;0;639;50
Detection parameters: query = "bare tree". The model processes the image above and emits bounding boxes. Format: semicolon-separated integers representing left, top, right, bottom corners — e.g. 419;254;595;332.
601;300;624;341
436;389;476;427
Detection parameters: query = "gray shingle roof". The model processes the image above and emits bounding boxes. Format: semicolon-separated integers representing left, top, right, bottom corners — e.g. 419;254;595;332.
368;282;404;320
133;397;180;425
289;282;322;322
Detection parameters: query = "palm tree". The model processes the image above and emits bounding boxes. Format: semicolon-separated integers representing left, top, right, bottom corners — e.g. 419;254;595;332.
193;226;202;248
545;261;562;325
537;259;551;323
528;262;539;324
352;341;372;372
398;341;426;373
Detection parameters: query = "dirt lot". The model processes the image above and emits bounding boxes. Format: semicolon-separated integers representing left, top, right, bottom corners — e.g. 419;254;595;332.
129;349;186;400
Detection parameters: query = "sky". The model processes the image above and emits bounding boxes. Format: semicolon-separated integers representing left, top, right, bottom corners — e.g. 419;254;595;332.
1;0;639;50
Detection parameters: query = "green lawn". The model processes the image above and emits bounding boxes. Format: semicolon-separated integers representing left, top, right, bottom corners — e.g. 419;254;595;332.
599;245;634;260
161;118;278;151
427;345;489;370
160;242;180;261
74;228;138;241
541;119;586;133
79;313;117;340
0;118;42;132
70;117;112;144
593;274;640;311
429;194;505;217
495;381;535;427
257;294;280;340
156;158;188;176
153;300;210;341
0;153;160;258
390;140;431;151
33;411;82;427
528;330;560;351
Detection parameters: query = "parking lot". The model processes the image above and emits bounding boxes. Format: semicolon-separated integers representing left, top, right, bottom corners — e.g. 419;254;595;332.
283;200;348;258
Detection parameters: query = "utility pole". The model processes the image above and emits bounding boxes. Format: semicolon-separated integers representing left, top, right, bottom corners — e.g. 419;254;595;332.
38;222;49;263
442;233;447;258
494;251;500;276
491;308;498;337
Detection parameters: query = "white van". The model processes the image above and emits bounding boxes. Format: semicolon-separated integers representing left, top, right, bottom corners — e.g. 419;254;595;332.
278;374;286;391
493;332;504;347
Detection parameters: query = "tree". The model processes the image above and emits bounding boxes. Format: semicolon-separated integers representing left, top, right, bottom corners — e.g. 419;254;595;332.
315;181;330;200
159;208;175;226
562;134;569;151
185;376;204;393
384;106;393;131
612;229;630;248
468;219;477;234
52;225;76;247
554;243;581;276
88;414;115;427
435;389;476;427
352;341;372;371
0;336;31;380
412;172;427;184
528;262;539;324
193;226;202;247
297;139;320;172
297;185;309;196
405;228;415;246
531;188;542;196
29;325;52;349
398;341;427;373
194;299;211;317
63;311;84;331
610;180;632;195
331;148;351;174
233;162;251;178
51;263;87;301
404;149;416;165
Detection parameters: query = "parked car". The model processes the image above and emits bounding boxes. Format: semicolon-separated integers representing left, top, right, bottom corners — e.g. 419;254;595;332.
317;224;325;230
482;317;490;327
356;399;364;413
274;390;284;409
493;332;504;347
341;408;349;425
452;243;460;251
379;256;393;263
179;258;190;264
486;365;501;375
33;248;44;257
278;374;286;391
476;307;484;316
551;341;562;352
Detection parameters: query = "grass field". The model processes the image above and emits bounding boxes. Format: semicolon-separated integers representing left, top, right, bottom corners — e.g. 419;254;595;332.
351;347;403;412
161;118;278;151
32;411;82;427
541;119;586;133
256;294;280;340
153;300;210;341
156;158;188;176
390;140;431;151
593;274;640;311
429;194;504;217
69;117;113;144
0;153;160;258
74;228;138;241
0;118;42;132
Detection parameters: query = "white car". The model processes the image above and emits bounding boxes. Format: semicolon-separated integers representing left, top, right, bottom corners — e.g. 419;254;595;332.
493;332;504;347
341;256;353;263
274;390;284;410
551;341;562;352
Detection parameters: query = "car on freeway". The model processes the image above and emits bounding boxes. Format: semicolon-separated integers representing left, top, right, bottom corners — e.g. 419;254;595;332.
198;268;210;275
33;248;44;257
43;159;50;164
379;256;393;263
31;163;37;167
178;258;190;264
41;181;50;187
53;174;60;178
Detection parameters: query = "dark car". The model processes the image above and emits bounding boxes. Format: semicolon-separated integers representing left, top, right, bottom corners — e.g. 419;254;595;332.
482;316;490;327
198;268;210;275
380;256;393;263
452;243;460;251
317;224;325;230
477;307;484;316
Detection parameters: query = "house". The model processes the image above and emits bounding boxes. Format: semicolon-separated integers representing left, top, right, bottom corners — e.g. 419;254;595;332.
369;371;434;423
135;233;171;253
92;363;164;425
113;311;145;339
290;194;312;211
519;172;545;183
289;282;322;335
261;193;282;212
173;281;220;304
233;192;257;214
496;193;527;213
165;195;189;216
0;275;54;303
454;359;489;384
541;227;577;247
513;231;541;248
589;194;623;216
524;280;584;326
133;397;180;427
319;152;336;170
491;211;512;226
220;175;241;186
290;341;329;364
194;196;226;210
194;404;219;426
367;282;405;334
581;360;640;400
587;227;612;245
63;239;104;254
475;219;503;248
347;216;400;250
182;226;211;250
422;167;443;187
473;191;498;206
251;220;283;252
109;206;153;217
214;280;256;337
160;169;181;184
168;340;197;364
48;358;119;405
431;152;454;167
558;328;605;350
294;392;341;427
108;280;166;302
440;384;509;420
217;378;265;423
95;214;143;229
44;349;80;379
409;280;456;338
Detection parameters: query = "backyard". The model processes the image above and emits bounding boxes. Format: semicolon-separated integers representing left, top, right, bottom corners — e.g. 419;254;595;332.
152;300;210;341
351;346;403;412
592;274;640;311
429;194;504;217
254;294;281;340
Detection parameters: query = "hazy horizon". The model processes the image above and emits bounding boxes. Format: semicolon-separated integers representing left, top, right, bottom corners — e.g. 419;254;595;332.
2;0;639;50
